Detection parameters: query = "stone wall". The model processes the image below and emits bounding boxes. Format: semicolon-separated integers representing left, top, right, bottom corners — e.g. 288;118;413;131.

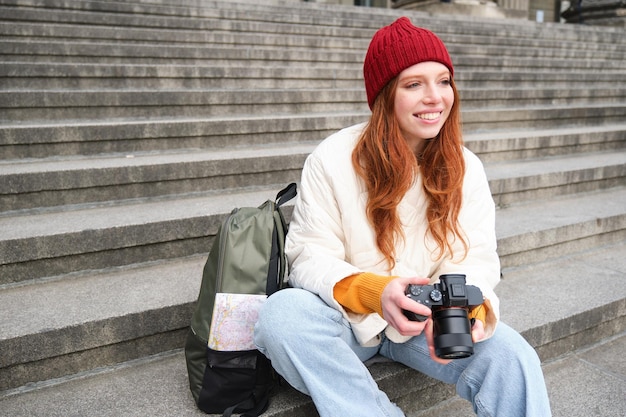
529;0;559;21
561;0;626;26
392;0;529;19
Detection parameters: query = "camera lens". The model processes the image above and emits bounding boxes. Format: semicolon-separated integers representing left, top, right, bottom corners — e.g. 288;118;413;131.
432;308;474;359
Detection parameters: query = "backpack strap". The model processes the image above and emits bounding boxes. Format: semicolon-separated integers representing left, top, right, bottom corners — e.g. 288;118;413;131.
221;388;270;417
241;393;270;417
276;182;297;207
222;393;270;417
222;398;250;417
265;183;297;296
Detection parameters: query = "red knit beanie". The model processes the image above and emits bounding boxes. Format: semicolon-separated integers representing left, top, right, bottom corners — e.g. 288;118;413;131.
363;17;454;109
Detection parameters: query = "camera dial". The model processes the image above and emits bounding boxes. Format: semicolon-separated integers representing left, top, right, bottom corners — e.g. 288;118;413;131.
429;289;442;302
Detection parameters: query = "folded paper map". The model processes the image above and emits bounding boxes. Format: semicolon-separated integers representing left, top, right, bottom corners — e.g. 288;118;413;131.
208;293;267;351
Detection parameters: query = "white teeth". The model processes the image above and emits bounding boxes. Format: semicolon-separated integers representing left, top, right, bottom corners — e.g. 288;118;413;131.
417;112;440;120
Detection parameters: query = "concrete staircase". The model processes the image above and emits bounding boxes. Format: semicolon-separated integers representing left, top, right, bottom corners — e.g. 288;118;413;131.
0;0;625;415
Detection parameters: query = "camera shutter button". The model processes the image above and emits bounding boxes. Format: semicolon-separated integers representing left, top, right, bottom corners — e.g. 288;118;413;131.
430;289;442;302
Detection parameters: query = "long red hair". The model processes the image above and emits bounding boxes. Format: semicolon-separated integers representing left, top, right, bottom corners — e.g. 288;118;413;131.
352;77;467;269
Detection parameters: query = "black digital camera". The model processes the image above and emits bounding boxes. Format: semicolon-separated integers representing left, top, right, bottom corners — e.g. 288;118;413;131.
403;274;483;359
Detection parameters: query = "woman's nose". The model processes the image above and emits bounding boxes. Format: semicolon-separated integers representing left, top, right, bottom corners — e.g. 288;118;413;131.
423;83;442;103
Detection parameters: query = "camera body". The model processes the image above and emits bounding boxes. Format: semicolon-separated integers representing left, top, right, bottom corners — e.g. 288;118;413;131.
403;274;483;359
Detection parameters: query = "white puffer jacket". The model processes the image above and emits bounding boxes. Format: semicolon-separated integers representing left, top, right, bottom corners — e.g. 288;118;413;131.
285;123;501;347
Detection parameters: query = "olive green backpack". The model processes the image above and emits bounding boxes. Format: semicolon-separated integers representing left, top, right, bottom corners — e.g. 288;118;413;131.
185;183;297;416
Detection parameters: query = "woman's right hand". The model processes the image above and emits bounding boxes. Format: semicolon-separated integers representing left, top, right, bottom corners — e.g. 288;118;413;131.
381;276;432;337
381;276;452;365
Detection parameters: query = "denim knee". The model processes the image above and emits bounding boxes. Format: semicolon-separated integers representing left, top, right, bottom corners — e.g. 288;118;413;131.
488;322;541;366
456;323;549;416
254;288;339;353
254;289;294;350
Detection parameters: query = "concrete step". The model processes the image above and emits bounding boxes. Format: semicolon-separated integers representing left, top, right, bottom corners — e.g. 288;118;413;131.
0;142;316;211
0;39;364;67
0;89;369;120
0;186;624;390
456;70;626;90
3;37;624;69
460;87;626;108
462;102;626;131
0;185;286;286
410;334;626;417
0;254;205;393
0;1;379;40
1;240;623;416
2;20;624;63
1;140;624;211
1;152;624;279
1;101;624;131
496;187;626;269
0;1;624;416
1;62;623;90
0;62;365;90
1;0;625;51
1;0;624;70
486;150;626;207
2;118;624;162
3;87;625;121
0;113;366;159
464;124;626;162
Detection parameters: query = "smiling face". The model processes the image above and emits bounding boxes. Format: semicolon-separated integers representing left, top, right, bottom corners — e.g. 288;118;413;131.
393;61;454;155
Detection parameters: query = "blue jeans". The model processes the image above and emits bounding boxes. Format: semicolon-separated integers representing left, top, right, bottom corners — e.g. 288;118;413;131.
254;288;552;417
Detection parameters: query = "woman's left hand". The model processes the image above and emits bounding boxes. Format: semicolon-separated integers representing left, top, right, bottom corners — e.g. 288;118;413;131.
471;318;486;343
424;319;452;365
425;314;486;365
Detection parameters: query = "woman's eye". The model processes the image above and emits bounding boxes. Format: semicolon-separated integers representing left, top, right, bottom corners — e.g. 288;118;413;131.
440;79;451;86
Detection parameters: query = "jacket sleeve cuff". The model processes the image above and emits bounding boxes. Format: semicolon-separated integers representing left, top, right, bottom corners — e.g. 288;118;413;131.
468;302;488;324
333;272;396;317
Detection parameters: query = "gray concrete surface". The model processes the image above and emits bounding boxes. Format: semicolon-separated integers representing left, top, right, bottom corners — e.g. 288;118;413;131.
1;240;624;416
411;332;626;417
1;0;624;415
1;332;623;417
